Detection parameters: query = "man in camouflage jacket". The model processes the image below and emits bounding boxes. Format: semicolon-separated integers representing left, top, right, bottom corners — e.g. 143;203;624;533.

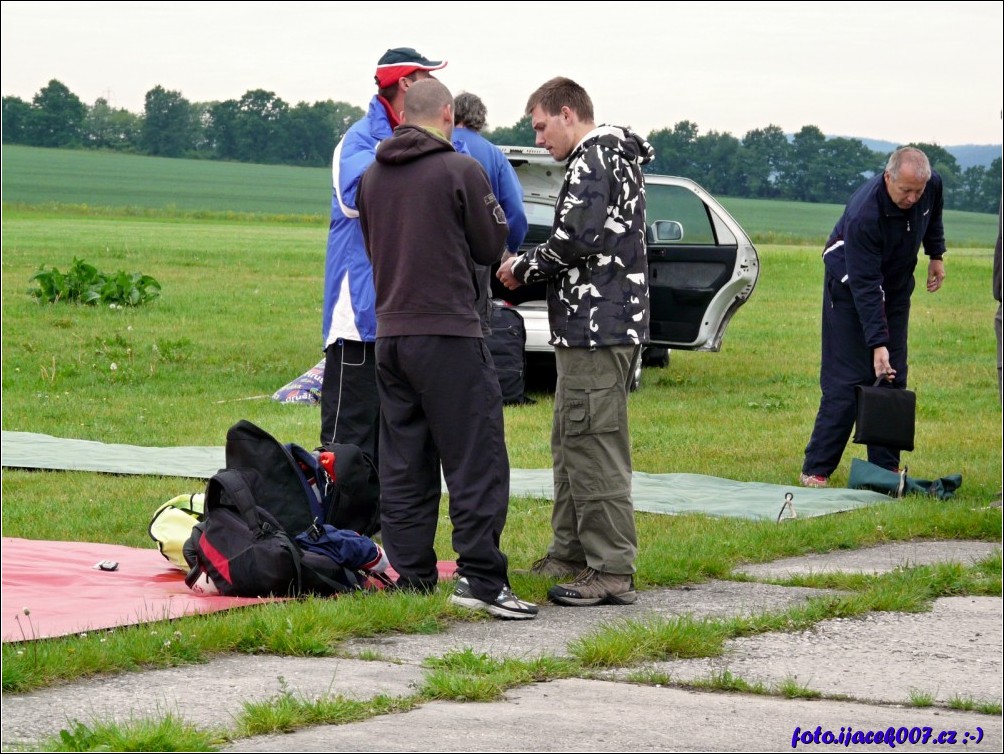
498;76;654;607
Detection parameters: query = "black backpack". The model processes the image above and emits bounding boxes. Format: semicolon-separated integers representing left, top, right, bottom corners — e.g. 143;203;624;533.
223;419;327;535
226;419;381;538
184;468;376;597
183;420;388;597
485;300;533;406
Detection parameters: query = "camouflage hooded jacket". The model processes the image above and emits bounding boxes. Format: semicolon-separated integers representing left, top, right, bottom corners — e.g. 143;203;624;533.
511;125;654;348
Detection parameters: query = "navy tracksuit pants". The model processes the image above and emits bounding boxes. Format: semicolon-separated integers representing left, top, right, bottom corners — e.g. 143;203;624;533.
802;275;912;477
375;335;510;604
320;339;380;465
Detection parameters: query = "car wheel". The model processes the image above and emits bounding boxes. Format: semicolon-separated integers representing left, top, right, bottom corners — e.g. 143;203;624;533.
642;347;670;368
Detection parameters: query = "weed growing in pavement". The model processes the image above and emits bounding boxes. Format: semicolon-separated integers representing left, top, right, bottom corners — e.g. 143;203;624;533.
908;688;937;707
689;669;770;695
775;675;822;699
41;714;218;752
420;648;578;702
947;695;1003;714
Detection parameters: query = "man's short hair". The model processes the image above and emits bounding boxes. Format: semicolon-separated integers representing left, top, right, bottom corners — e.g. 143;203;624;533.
454;92;487;131
404;79;453;123
525;77;594;122
886;147;932;182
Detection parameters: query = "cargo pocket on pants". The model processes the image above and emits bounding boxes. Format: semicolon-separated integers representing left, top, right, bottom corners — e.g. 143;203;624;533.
563;377;620;436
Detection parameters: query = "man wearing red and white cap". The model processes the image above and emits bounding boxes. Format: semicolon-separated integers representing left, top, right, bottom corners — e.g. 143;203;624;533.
320;47;447;464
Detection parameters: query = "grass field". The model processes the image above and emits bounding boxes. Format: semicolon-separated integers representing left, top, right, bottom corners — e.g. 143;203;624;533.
3;144;998;246
1;145;331;218
723;195;1001;248
3;209;997;487
1;146;1000;707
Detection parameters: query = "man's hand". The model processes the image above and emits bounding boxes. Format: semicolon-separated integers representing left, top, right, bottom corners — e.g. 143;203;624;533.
873;346;895;381
497;255;523;291
927;258;946;292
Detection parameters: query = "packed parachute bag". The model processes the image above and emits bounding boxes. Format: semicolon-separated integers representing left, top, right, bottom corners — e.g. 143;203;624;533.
179;419;390;597
184;469;304;596
485;299;535;406
226;419;381;538
317;441;381;537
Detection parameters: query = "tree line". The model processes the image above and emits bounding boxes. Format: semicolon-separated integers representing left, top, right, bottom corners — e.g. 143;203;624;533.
3;79;1000;213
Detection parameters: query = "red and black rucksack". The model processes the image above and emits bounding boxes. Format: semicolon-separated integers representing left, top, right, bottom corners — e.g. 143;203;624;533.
184;468;303;597
183;420;388;598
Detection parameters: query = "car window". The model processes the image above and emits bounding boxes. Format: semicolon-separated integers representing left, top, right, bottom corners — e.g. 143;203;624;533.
524;201;556;228
646;183;735;246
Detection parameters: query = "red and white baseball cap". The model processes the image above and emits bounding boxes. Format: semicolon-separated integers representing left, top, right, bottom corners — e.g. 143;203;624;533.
375;46;447;88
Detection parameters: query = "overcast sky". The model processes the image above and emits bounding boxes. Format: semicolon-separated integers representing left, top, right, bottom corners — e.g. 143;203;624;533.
2;1;1002;146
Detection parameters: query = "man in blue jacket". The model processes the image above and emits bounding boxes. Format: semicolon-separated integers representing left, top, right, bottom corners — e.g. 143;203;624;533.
452;92;528;257
452;91;529;336
320;47;447;458
800;147;947;488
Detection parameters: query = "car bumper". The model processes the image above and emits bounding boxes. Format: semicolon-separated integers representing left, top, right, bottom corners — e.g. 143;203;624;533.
514;301;554;352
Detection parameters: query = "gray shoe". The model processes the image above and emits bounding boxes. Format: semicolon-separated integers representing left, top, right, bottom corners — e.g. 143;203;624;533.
449;577;538;620
521;554;586;578
548;567;637;606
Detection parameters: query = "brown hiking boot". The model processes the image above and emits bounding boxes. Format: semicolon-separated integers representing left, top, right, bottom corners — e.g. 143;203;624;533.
548;567;637;606
519;555;586;578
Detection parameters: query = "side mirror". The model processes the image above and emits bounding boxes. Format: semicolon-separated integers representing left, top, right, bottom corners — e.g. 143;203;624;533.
652;220;684;242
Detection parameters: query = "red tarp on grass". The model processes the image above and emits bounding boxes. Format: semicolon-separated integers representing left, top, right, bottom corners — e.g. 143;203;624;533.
1;537;271;642
2;538;458;643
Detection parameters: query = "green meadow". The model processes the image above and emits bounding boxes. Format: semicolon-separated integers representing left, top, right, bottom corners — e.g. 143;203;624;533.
2;145;330;217
1;146;1000;702
3;144;998;246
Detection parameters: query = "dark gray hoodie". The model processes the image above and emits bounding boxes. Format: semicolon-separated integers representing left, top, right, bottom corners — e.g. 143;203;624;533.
357;124;509;338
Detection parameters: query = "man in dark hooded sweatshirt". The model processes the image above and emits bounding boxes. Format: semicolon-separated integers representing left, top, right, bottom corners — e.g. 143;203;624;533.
356;78;537;620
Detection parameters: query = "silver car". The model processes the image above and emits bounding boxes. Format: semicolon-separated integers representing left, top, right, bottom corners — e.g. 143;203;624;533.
492;146;761;387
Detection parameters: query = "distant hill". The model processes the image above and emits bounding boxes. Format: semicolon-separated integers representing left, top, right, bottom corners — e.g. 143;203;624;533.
851;137;1001;170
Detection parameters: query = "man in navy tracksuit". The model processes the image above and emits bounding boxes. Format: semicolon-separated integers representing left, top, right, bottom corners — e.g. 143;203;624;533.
800;147;947;487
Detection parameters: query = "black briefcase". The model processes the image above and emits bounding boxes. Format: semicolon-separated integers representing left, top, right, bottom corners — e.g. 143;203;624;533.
853;377;916;451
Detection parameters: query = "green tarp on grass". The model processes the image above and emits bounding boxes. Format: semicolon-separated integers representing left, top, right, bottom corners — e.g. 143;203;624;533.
3;430;892;520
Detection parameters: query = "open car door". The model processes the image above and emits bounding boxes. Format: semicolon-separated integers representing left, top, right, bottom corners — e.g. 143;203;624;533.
645;176;759;351
495;147;759;358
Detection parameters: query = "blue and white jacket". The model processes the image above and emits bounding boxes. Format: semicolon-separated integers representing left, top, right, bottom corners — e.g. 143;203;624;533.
322;97;481;346
322;96;394;347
